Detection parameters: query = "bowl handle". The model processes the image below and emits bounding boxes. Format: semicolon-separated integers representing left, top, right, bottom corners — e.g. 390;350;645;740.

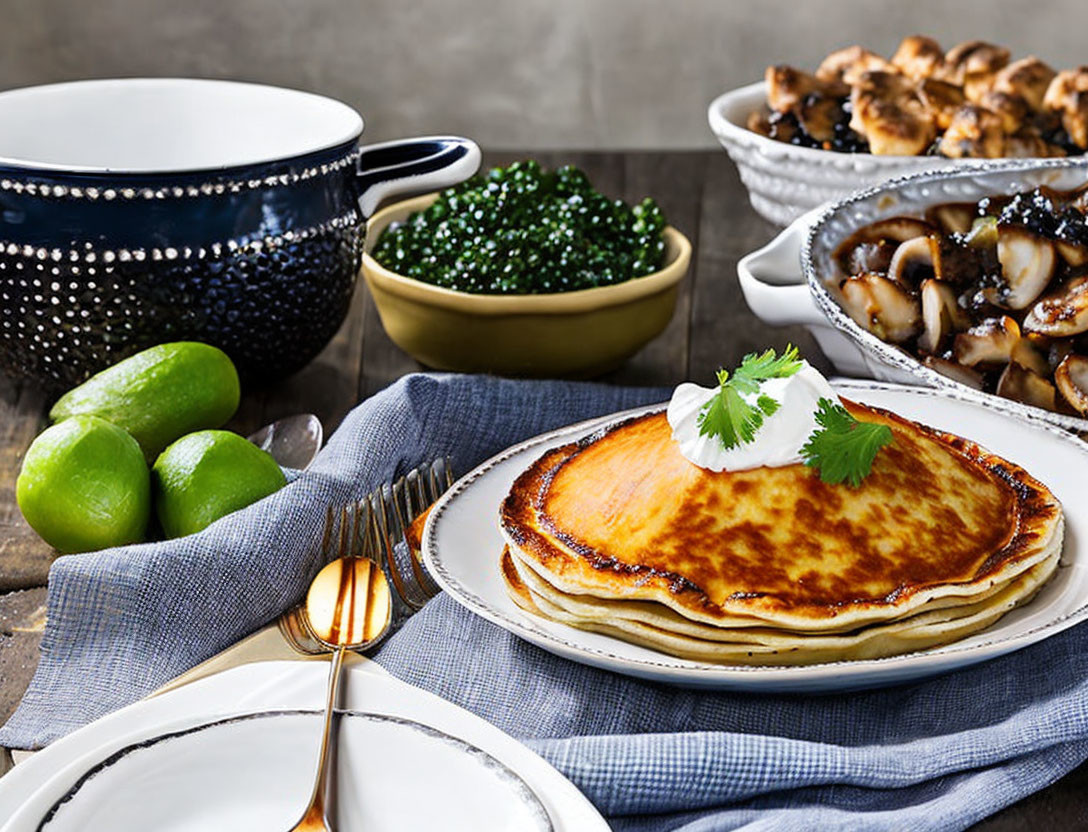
736;208;827;328
356;136;482;217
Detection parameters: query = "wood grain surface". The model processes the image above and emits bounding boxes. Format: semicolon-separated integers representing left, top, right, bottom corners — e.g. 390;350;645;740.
0;150;1083;828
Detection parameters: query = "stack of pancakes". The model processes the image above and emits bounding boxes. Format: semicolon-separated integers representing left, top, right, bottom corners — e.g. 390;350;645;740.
499;401;1063;665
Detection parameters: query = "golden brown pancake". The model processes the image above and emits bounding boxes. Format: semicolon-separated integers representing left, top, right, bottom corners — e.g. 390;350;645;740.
500;400;1062;636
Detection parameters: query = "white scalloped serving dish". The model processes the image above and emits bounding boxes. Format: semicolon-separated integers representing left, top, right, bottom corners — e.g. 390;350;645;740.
709;82;966;226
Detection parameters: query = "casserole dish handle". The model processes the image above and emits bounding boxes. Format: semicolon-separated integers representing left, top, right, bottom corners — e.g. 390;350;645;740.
736;209;826;327
356;136;482;217
737;209;895;379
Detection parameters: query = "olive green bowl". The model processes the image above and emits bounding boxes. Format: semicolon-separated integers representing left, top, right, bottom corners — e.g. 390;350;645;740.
361;193;692;378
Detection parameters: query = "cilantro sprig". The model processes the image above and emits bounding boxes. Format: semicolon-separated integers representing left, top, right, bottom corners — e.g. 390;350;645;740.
697;346;802;449
800;398;894;487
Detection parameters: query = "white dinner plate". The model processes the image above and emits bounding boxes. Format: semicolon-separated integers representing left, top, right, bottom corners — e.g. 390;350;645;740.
423;380;1088;693
0;660;606;831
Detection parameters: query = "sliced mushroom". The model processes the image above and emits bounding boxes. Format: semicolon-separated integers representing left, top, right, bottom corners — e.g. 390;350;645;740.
953;316;1021;367
816;45;894;86
840;217;938;247
1010;338;1050;376
1071;186;1088;214
1048;337;1074;371
996;226;1056;309
843;240;897;276
938;104;1006;158
1054;353;1088;414
839;273;921;343
925;203;976;235
1023;276;1088;336
1056;240;1088;267
919;278;969;354
887;236;938;288
891;35;945;81
996;362;1056;410
922;355;984;390
993;56;1057;112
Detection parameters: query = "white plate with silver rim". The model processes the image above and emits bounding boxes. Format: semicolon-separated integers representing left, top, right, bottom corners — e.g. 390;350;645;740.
0;661;606;832
423;380;1088;693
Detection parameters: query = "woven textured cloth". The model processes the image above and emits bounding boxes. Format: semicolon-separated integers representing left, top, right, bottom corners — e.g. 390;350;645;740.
4;373;1088;830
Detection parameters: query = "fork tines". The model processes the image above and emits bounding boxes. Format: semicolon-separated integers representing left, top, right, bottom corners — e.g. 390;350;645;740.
364;457;453;616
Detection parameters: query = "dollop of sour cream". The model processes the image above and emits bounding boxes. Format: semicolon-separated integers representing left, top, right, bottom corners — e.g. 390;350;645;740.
666;361;839;472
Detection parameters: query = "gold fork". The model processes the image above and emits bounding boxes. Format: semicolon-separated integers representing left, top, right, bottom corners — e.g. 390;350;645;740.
276;458;454;655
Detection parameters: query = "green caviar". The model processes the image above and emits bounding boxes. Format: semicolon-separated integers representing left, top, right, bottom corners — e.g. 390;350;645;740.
372;160;667;294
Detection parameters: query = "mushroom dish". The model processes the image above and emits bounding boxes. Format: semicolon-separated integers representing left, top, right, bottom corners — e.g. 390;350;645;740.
750;37;1088;158
831;182;1088;415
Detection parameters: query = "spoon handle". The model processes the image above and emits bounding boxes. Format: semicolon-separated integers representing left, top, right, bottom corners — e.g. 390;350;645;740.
292;644;346;831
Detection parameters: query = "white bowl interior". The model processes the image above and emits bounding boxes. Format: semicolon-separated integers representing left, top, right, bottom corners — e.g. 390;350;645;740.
0;79;363;173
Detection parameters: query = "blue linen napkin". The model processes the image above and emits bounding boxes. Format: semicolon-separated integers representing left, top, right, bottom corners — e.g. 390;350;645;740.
4;372;1088;830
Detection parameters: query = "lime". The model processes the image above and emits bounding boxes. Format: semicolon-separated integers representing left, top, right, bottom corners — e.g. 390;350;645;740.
153;430;286;538
50;342;241;461
16;416;150;553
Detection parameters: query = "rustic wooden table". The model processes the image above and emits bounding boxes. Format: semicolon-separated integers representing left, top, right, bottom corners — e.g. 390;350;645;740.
0;150;1085;826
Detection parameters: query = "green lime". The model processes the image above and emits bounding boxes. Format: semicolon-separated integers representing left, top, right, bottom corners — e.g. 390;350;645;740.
50;342;241;461
16;416;150;553
153;430;286;538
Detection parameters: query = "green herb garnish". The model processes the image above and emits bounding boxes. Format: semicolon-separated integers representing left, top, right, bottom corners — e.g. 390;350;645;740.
372;160;667;294
800;398;894;487
697;346;803;449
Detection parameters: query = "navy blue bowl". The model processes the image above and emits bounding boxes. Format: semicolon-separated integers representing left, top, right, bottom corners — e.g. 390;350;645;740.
0;78;480;389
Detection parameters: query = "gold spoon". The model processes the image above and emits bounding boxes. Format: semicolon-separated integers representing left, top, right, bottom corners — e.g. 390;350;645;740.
289;556;392;832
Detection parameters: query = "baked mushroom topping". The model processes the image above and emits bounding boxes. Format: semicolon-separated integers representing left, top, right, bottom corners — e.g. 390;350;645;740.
891;36;945;81
995;362;1056;410
1043;67;1088;149
995;226;1056;309
849;72;937;153
919;278;969;354
937;105;1006;158
993;57;1057;112
752;38;1083;158
839;273;921;342
1005;130;1058;158
765;66;840;114
939;40;1011;102
1023;275;1088;337
816;45;895;86
1054;353;1088;413
977;90;1029;134
917;78;968;130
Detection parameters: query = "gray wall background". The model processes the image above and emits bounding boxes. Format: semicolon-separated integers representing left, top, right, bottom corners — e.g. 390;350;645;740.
0;0;1083;150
